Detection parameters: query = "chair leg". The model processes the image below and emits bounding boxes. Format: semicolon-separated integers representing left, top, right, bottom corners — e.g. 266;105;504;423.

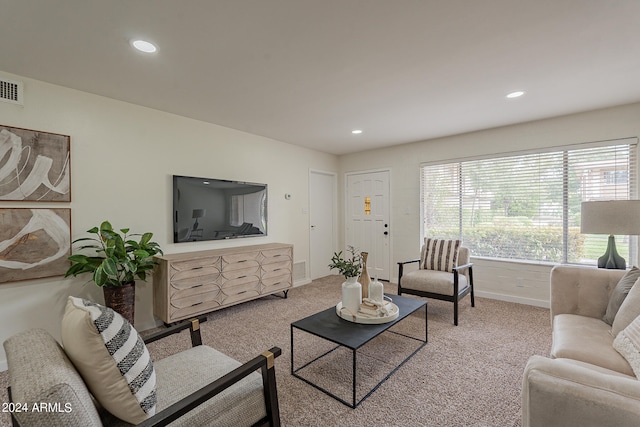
469;267;475;307
453;299;458;326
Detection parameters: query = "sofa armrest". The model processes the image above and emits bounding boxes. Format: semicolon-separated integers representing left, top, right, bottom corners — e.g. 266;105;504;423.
523;355;640;427
550;265;624;322
137;347;282;427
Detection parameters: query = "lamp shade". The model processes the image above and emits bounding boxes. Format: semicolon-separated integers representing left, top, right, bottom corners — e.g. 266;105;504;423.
192;209;206;219
580;200;640;235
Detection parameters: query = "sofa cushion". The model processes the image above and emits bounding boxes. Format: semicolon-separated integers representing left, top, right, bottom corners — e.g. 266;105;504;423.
613;278;640;337
614;314;640;378
3;328;103;427
61;296;157;424
420;238;460;272
552;314;634;376
603;267;640;325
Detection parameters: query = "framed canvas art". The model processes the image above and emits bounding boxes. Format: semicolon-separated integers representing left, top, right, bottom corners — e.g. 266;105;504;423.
0;208;71;283
0;125;71;202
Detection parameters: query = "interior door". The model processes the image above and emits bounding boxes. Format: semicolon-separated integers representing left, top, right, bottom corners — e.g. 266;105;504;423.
309;170;336;279
346;170;390;281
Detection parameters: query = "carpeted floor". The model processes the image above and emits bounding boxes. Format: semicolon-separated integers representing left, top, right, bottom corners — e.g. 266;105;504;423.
0;276;551;426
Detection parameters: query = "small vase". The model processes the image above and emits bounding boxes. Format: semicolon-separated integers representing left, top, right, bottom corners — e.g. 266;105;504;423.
359;252;371;299
103;281;135;325
369;277;384;303
341;276;362;315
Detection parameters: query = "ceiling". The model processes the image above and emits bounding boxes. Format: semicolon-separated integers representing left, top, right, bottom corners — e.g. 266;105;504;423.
1;1;640;155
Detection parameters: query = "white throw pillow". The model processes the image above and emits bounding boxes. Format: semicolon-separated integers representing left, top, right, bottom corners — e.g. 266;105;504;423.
613;314;640;378
420;238;460;272
61;296;156;424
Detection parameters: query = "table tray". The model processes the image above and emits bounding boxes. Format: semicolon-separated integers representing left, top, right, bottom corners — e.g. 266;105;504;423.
336;301;399;324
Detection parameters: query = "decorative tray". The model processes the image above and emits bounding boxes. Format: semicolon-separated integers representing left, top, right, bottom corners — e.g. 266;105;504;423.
336;301;399;324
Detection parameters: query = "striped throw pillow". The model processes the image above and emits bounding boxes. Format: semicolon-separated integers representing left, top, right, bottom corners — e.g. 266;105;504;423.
420;238;461;272
613;314;640;378
61;296;156;424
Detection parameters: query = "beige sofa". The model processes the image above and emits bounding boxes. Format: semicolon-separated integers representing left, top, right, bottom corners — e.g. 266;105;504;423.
522;265;640;427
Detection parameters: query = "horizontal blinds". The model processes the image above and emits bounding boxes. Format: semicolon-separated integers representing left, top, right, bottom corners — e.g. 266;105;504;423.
421;141;637;264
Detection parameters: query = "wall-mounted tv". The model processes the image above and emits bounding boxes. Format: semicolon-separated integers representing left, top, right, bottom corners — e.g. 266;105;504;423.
173;175;267;243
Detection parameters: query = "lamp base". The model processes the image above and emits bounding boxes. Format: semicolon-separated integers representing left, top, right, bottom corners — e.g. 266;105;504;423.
598;235;626;270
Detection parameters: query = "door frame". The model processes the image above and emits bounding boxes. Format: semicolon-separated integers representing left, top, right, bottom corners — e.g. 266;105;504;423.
309;169;338;280
344;167;392;281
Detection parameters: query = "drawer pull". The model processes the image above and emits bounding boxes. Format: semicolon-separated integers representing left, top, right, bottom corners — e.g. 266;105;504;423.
191;302;203;307
238;259;247;263
237;290;247;295
192;266;203;270
192;284;204;288
273;254;282;257
273;282;281;286
238;275;247;279
273;268;281;271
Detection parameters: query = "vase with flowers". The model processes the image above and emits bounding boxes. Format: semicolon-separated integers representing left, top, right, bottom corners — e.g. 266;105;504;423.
328;246;363;316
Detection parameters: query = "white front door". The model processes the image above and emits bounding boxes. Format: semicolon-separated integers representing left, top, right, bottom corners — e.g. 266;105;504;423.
346;170;391;281
309;170;337;279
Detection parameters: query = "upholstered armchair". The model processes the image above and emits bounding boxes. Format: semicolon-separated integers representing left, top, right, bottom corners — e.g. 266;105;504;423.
397;238;474;325
4;297;282;427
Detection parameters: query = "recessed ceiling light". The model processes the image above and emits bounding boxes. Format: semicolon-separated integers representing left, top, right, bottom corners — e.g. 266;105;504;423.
506;91;525;99
351;129;363;134
131;39;157;53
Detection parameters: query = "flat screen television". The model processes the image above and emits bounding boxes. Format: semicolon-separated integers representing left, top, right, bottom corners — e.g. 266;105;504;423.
173;175;267;243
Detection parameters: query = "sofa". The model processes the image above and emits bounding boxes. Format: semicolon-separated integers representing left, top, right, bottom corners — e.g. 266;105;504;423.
522;265;640;427
4;313;281;427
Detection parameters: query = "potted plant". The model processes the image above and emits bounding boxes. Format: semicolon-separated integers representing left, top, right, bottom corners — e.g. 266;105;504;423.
65;221;163;324
328;246;363;315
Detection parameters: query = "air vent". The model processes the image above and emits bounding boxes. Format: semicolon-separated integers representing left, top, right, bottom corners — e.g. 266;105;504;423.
0;78;23;105
293;261;306;282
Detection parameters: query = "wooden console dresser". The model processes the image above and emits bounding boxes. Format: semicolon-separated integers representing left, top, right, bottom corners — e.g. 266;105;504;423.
153;243;293;323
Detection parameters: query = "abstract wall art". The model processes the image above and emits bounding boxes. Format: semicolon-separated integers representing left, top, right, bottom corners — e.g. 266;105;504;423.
0;208;71;283
0;125;71;202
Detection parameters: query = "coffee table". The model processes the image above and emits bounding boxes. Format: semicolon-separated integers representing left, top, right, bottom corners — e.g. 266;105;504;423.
290;294;427;408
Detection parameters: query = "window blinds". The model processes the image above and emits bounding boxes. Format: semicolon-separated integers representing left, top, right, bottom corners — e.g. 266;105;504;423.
421;139;637;264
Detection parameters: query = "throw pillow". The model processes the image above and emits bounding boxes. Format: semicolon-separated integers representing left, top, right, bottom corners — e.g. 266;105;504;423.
603;267;640;325
613;314;640;378
612;278;640;337
61;296;156;424
420;238;460;272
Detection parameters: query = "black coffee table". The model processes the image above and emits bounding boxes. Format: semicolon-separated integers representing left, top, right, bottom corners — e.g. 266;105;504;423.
290;294;427;408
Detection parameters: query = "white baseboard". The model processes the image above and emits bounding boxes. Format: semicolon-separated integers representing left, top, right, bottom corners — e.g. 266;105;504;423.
294;278;312;287
474;290;550;308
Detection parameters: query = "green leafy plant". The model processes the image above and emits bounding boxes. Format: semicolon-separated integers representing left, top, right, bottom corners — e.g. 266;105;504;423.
328;245;363;278
65;221;163;287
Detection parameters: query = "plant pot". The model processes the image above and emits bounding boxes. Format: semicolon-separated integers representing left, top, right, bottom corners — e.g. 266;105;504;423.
103;281;135;325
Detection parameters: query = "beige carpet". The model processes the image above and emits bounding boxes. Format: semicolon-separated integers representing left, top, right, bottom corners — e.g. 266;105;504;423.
0;276;551;426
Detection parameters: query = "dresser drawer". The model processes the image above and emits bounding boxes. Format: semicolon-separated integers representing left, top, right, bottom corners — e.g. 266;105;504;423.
171;290;221;309
261;247;292;264
170;270;221;290
222;274;261;289
221;265;260;281
261;273;291;293
170;299;222;321
220;283;261;306
171;283;220;300
261;260;291;275
171;257;221;271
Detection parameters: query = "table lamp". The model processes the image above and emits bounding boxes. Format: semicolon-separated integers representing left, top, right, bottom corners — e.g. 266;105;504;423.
580;200;640;269
192;209;205;230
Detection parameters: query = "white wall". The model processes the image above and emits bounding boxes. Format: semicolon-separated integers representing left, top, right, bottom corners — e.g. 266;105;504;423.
0;71;338;370
339;102;640;307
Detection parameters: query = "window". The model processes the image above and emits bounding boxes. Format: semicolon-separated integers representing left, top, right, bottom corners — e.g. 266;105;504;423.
421;139;638;264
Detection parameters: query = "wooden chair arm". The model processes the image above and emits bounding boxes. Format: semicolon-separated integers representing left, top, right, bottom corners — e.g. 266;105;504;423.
143;316;208;347
453;262;473;272
397;259;420;266
137;347;282;427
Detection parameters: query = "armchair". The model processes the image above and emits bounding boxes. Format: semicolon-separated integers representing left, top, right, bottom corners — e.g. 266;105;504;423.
398;242;474;325
4;316;281;427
